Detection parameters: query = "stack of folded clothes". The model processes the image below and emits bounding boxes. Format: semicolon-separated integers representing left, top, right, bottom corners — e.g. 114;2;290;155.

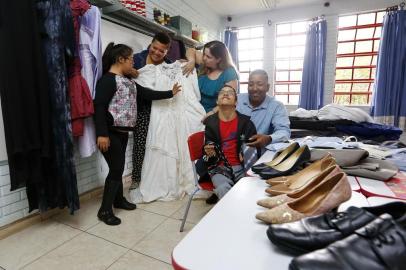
289;104;403;143
260;141;400;182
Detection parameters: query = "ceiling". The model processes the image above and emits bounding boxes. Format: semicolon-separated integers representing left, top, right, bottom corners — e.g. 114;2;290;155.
203;0;326;16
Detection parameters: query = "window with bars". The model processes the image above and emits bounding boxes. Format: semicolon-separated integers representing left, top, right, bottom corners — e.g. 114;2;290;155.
237;26;264;93
334;10;385;105
274;21;308;105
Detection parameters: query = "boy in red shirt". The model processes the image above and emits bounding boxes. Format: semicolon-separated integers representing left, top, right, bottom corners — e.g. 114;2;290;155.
203;85;258;201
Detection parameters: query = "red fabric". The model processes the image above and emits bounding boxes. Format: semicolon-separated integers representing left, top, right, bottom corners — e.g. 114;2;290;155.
187;131;205;161
171;253;188;270
199;181;214;191
69;0;93;137
70;0;90;42
219;117;240;166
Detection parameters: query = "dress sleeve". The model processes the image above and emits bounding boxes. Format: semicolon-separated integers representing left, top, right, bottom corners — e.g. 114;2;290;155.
136;83;173;101
93;75;116;137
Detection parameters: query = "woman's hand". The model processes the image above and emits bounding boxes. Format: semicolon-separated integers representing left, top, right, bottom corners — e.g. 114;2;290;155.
129;68;139;78
97;136;110;152
204;144;216;157
172;82;182;96
181;60;196;77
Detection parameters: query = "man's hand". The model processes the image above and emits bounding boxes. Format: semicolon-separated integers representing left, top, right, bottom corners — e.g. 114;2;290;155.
204;144;216;157
246;134;272;148
180;60;196;77
129;68;139;78
172;82;182;95
97;136;110;152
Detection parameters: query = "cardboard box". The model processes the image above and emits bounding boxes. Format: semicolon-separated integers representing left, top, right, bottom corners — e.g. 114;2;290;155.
170;16;192;37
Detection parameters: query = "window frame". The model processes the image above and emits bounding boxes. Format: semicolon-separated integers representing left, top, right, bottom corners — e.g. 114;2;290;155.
333;10;384;105
236;26;265;93
273;20;309;105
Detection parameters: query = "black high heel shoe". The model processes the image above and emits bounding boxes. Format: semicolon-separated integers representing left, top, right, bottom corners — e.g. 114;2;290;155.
259;145;311;179
252;142;300;173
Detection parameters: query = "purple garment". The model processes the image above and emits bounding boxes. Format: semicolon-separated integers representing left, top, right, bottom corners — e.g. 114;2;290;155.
79;5;102;98
166;40;182;62
78;5;102;157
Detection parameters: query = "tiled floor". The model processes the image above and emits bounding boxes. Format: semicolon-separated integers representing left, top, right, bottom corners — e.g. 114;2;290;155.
0;188;214;270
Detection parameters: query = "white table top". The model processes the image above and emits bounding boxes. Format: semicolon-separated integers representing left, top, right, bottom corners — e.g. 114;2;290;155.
172;176;293;270
172;148;403;269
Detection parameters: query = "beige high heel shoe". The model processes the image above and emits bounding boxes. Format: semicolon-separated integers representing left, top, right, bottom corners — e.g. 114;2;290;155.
257;165;341;209
265;158;337;196
256;172;351;224
265;154;335;186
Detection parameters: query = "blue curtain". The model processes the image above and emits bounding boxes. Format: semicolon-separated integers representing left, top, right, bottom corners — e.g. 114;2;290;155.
371;9;406;130
224;30;239;69
299;19;327;110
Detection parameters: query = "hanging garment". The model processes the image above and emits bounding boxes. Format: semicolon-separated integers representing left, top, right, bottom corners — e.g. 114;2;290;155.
0;0;57;212
77;5;102;157
36;0;80;213
130;62;205;203
166;40;182;62
69;0;93;137
166;40;186;62
131;50;173;186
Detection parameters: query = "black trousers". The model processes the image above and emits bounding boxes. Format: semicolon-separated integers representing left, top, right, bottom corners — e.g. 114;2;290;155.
100;131;128;211
102;131;129;183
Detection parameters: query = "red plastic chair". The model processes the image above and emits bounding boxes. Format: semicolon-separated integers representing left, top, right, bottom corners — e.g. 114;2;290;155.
180;131;214;232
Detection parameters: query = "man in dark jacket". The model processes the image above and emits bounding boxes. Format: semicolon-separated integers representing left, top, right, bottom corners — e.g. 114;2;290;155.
203;85;258;201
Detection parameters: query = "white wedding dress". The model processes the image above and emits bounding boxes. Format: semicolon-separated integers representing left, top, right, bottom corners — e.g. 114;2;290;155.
130;61;205;203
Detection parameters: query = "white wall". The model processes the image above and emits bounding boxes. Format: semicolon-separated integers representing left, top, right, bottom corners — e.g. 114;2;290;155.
229;0;399;111
0;1;222;227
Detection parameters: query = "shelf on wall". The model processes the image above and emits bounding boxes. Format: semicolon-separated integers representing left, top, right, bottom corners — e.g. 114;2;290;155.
90;0;203;48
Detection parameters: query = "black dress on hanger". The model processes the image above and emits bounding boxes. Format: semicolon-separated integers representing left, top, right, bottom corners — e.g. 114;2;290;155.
36;0;80;213
0;0;57;211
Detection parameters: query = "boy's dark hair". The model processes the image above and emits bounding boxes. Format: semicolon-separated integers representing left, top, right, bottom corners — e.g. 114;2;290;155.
102;42;133;74
152;32;172;45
